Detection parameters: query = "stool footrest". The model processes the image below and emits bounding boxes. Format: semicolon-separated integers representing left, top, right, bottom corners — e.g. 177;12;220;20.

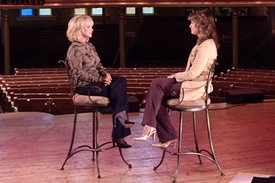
69;141;114;155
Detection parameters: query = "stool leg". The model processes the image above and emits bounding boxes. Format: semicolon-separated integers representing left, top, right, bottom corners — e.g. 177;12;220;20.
173;111;184;183
112;116;116;147
205;109;224;176
61;108;78;170
60;105;117;178
112;115;132;168
153;150;166;170
118;148;132;168
192;112;202;164
93;110;101;178
92;111;96;161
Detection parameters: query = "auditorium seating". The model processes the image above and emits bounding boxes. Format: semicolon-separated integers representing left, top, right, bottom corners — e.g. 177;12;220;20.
0;72;71;114
2;67;275;114
0;67;184;114
212;67;275;102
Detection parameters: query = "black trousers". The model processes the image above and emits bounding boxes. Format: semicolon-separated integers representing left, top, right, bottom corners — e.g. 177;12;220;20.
75;76;131;139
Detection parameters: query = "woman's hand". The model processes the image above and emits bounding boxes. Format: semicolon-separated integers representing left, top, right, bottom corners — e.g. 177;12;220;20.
102;73;112;86
167;74;175;79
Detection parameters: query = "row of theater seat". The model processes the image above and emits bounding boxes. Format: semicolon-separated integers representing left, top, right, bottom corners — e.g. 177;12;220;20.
212;67;275;102
0;67;184;114
1;66;275;114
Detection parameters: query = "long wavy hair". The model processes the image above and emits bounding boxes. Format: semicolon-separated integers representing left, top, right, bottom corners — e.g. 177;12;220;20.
188;10;220;49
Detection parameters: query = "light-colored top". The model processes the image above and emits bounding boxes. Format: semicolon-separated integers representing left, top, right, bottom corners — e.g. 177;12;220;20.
173;39;217;101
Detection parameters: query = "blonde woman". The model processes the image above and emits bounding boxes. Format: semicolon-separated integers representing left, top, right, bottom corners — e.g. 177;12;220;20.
66;15;134;148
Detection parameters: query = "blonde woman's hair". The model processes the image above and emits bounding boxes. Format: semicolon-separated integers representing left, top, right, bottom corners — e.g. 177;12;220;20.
66;15;93;43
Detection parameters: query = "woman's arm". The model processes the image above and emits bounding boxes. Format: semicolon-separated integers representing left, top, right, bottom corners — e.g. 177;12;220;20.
170;40;216;82
173;44;210;82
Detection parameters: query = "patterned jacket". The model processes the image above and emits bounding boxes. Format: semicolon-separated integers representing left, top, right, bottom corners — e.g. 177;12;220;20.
66;42;106;88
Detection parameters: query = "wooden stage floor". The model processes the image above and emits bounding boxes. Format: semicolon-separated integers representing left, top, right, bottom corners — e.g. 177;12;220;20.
1;101;275;183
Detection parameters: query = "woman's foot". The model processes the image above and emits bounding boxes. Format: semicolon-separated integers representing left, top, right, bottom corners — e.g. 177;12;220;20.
152;139;177;149
115;138;132;148
133;125;156;141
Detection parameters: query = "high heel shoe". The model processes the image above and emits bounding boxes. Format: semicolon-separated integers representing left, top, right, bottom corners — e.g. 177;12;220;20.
152;139;177;149
133;125;156;141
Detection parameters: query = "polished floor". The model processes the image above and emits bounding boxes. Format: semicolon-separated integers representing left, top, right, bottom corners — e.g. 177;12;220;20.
0;101;275;183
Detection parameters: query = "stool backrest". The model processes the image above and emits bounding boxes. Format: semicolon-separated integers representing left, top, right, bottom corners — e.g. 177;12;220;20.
58;59;76;96
204;59;217;105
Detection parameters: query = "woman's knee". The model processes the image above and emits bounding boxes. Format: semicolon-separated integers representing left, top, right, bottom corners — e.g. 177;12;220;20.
150;78;166;88
151;78;162;85
116;76;126;82
113;76;127;85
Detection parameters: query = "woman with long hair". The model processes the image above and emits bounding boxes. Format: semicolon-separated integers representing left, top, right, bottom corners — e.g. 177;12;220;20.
134;9;219;148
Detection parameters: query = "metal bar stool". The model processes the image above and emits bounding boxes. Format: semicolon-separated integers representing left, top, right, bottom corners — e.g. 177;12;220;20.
59;60;132;178
154;60;224;183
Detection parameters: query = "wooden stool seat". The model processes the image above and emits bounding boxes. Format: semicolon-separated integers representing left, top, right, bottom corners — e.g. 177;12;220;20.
166;98;210;110
72;93;110;106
